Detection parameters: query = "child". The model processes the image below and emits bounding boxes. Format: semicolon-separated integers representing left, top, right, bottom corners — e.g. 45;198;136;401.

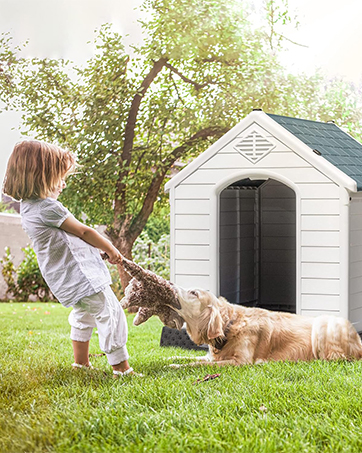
3;139;137;377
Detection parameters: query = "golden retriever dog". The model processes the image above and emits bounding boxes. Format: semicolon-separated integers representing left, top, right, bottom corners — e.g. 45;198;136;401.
170;287;362;367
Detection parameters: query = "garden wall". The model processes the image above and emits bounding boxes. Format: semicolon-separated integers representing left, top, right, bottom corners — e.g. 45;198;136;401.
0;213;30;299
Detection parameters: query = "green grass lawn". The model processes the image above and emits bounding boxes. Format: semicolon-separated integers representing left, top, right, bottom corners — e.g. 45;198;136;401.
1;302;362;453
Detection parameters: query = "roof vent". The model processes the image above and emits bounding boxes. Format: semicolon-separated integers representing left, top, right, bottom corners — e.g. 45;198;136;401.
234;130;275;164
253;108;263;111
313;149;322;156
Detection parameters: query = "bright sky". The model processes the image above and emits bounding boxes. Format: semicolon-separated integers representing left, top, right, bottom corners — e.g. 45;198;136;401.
1;0;362;191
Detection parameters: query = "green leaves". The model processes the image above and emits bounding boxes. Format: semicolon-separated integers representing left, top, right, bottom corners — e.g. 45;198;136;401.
0;246;53;302
2;0;362;257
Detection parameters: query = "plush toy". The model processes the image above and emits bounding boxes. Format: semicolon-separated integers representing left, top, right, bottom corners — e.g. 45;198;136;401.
120;257;184;329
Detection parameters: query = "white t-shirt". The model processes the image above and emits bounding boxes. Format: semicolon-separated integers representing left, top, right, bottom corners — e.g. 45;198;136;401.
20;197;112;307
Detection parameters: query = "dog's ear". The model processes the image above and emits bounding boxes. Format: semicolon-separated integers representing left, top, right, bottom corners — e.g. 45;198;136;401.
207;305;224;340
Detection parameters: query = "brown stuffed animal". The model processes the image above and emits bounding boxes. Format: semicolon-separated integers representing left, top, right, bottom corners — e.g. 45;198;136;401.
120;257;184;329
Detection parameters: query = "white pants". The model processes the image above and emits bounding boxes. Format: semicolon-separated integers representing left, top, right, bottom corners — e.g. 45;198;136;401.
68;286;129;366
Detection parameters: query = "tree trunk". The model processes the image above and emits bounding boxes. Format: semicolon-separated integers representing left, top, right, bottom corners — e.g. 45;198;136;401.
111;235;141;313
111;234;135;303
109;127;230;294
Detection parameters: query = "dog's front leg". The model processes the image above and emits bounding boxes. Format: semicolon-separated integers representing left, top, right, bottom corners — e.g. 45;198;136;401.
235;337;257;365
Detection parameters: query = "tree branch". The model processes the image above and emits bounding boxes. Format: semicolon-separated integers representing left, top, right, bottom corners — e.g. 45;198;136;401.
128;171;167;243
163;125;230;166
122;57;168;166
128;125;230;241
164;62;211;90
199;57;237;67
114;57;168;228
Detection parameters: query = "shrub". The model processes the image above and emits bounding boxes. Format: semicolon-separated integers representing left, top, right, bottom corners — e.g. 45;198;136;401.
132;232;170;279
104;233;170;301
143;205;170;243
1;233;171;302
0;201;17;214
0;246;53;301
0;247;17;298
106;261;124;301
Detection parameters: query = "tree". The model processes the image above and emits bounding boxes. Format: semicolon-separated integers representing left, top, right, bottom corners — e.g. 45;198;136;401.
1;0;362;288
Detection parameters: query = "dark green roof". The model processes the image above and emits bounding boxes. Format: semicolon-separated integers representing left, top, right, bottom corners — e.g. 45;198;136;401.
267;113;362;191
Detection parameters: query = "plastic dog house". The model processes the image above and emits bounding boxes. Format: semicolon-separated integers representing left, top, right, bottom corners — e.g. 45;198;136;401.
165;110;362;332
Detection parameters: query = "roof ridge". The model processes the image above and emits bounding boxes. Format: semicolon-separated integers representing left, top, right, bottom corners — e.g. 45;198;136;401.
267;113;335;127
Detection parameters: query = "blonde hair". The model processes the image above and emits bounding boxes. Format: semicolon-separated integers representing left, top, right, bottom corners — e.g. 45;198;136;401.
3;140;76;201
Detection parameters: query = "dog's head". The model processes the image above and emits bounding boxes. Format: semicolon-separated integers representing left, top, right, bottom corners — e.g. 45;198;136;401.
174;287;224;345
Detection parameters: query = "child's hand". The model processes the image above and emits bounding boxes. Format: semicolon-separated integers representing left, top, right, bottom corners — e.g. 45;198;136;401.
108;252;123;265
101;252;109;261
101;250;123;265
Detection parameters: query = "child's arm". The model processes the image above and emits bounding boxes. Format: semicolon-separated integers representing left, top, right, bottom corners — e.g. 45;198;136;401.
60;216;122;264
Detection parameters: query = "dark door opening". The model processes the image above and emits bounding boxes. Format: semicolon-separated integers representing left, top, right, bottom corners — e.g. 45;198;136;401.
219;178;296;313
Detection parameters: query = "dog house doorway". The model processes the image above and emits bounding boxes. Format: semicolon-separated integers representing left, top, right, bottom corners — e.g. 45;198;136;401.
219;178;296;313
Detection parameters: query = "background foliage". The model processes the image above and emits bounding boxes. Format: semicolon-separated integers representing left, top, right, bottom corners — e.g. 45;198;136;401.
1;0;362;288
1;235;170;301
0;202;17;214
2;2;362;241
0;246;53;302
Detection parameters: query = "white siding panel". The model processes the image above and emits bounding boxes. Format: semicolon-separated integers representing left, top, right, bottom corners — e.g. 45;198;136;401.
175;184;212;199
301;247;339;263
350;215;362;231
301;278;340;295
350;245;362;263
349;197;362;327
174;274;210;289
350;277;362;296
301;215;339;231
301;294;340;311
350;294;362;310
175;245;210;260
175;199;209;214
350;264;362;280
175;230;210;245
175;214;209;230
301;231;340;247
301;262;340;279
201;152;307;169
183;167;331;185
298;183;340;199
301;199;340;215
183;169;232;185
350;198;362;214
349;308;362;332
350;233;362;247
271;167;332;184
349;307;362;332
350;307;362;322
301;309;341;317
175;260;210;275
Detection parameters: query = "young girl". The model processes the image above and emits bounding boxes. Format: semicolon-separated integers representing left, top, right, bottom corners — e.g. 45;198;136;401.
3;139;137;377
